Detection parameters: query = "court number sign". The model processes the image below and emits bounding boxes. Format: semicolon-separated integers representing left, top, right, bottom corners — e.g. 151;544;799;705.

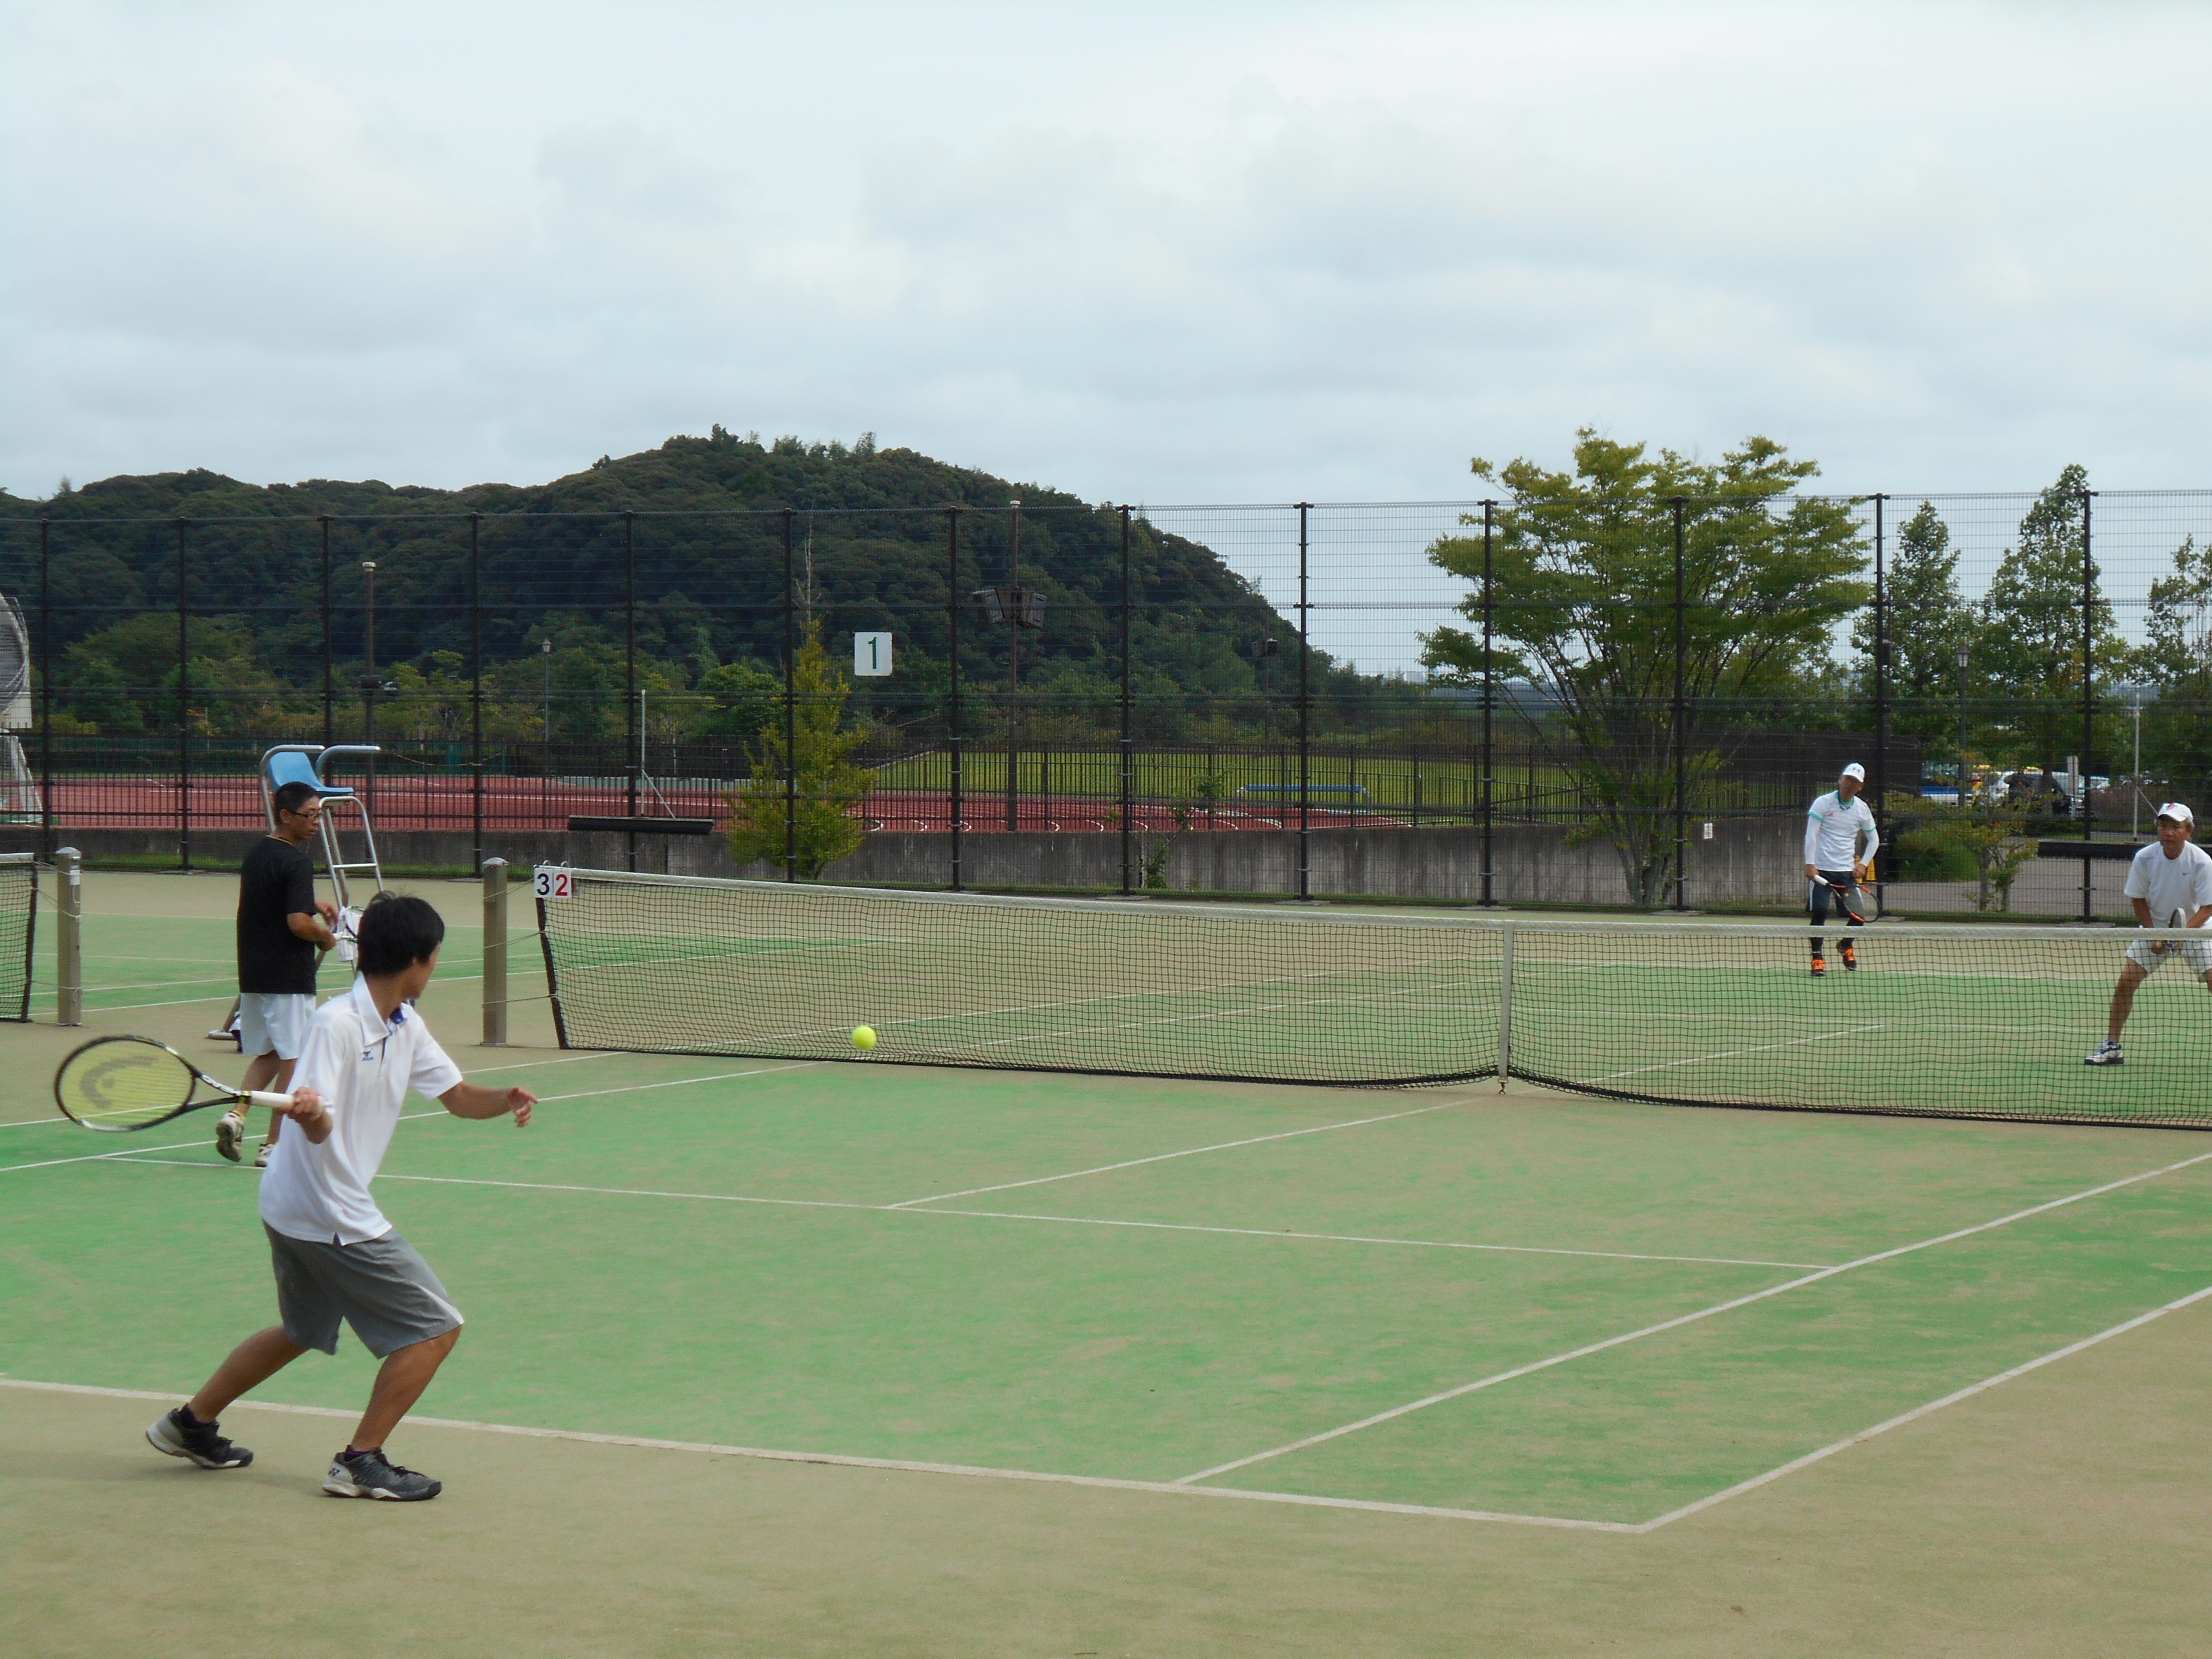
854;632;893;677
533;864;574;900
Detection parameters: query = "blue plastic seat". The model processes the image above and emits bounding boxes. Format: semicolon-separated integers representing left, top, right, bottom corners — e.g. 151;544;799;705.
265;750;354;799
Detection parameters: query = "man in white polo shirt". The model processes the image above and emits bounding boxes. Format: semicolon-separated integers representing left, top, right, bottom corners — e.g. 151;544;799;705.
2085;803;2212;1065
145;893;537;1501
1805;761;1880;976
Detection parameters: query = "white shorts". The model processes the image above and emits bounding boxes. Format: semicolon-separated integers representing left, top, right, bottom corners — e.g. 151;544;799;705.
2124;937;2212;978
238;992;314;1060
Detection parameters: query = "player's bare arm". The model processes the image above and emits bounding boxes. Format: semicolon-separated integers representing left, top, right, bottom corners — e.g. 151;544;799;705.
440;1081;537;1125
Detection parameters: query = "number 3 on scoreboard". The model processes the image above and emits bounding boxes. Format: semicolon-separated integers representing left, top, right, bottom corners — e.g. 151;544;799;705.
533;864;574;900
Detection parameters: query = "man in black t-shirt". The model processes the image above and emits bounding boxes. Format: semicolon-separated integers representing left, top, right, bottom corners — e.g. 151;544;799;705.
219;781;339;1165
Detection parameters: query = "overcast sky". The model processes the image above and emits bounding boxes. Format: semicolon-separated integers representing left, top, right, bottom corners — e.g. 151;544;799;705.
3;1;2207;507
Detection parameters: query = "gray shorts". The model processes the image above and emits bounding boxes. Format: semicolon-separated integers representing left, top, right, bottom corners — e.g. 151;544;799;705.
264;1224;464;1359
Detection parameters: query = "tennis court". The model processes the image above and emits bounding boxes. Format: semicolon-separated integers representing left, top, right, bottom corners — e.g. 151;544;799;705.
4;871;2210;1656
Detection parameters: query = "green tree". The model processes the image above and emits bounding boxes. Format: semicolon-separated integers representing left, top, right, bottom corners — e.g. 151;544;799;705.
1422;431;1866;906
1978;465;2120;772
724;622;872;878
2123;533;2212;802
696;659;781;738
1854;501;1972;741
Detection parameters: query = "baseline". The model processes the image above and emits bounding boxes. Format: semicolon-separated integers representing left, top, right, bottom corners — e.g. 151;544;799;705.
0;1378;1632;1534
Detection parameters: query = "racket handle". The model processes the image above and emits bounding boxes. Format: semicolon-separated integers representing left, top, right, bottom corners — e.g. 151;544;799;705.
244;1090;297;1109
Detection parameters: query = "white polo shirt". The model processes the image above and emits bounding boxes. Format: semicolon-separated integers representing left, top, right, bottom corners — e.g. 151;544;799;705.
258;975;464;1246
2124;838;2212;928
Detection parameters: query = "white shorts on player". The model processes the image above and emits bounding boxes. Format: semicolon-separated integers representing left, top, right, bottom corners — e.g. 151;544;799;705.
2124;933;2212;978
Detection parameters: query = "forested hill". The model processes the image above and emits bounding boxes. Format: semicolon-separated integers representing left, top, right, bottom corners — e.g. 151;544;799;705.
0;432;1396;746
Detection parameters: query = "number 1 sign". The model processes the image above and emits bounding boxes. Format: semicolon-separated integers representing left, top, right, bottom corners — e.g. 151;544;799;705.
854;632;893;677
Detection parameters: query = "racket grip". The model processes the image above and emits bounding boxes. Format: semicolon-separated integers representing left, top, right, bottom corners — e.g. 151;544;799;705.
245;1090;297;1109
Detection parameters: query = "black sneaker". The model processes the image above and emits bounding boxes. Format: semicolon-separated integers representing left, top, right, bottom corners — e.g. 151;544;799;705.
146;1406;253;1469
323;1447;442;1501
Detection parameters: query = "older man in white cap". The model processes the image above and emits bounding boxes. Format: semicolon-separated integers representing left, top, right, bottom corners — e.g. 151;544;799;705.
2085;802;2212;1065
1804;762;1879;975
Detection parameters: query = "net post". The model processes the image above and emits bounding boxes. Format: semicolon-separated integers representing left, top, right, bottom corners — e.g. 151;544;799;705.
54;845;81;1027
1871;495;1888;899
782;507;797;882
481;857;507;1046
624;509;638;876
1496;921;1513;1092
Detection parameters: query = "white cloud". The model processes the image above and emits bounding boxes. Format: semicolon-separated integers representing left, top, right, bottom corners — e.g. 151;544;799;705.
2;0;2209;514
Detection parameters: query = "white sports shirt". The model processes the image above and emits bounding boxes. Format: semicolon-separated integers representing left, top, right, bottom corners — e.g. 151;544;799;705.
258;974;464;1246
1804;790;1880;871
2124;839;2212;927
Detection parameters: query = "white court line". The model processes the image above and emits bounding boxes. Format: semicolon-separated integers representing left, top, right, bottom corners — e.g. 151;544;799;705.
0;1110;451;1174
1579;1024;1885;1085
886;1098;1473;1208
0;1378;1634;1533
1173;1144;2212;1486
0;1048;626;1132
109;1161;1820;1271
916;1209;1832;1271
1635;1280;2212;1531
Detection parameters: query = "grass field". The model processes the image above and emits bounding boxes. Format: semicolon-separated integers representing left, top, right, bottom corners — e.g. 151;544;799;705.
4;871;2210;1656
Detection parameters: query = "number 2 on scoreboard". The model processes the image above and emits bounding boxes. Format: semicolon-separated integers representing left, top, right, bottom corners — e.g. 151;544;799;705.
533;864;574;900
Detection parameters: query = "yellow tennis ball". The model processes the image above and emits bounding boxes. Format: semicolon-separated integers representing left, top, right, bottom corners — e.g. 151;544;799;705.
851;1025;876;1052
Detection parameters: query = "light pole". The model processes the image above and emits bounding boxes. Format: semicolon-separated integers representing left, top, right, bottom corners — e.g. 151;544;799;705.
1956;641;1971;808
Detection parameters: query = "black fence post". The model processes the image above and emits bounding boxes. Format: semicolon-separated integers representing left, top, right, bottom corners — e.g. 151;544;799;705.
783;507;797;881
1480;499;1495;907
623;510;637;874
37;519;55;862
470;511;483;875
1120;505;1133;896
947;506;962;891
176;518;190;874
1004;499;1021;834
1671;497;1686;911
319;517;333;746
1872;493;1888;891
1297;502;1311;899
2082;489;2096;922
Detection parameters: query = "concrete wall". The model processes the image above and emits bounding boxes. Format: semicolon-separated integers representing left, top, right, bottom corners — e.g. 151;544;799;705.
3;815;1811;908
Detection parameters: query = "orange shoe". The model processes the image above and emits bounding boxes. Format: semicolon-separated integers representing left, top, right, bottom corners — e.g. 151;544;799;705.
1841;941;1858;972
1810;957;1827;976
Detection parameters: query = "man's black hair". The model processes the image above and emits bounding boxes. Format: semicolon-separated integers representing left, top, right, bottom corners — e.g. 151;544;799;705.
271;781;320;817
357;893;447;977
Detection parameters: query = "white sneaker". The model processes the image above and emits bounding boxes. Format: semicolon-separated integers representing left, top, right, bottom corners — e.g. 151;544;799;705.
2084;1039;2124;1066
215;1112;246;1163
254;1142;275;1168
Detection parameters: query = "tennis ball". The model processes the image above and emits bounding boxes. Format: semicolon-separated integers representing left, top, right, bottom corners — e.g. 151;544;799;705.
851;1025;876;1052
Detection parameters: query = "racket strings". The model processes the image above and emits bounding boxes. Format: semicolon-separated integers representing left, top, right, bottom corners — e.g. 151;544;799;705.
55;1041;202;1130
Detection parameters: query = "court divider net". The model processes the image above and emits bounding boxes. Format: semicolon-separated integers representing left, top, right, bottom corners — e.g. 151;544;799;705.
0;852;35;1022
533;869;2212;1127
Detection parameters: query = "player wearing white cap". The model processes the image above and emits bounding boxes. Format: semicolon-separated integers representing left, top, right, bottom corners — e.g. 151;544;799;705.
2084;803;2212;1065
1804;763;1879;975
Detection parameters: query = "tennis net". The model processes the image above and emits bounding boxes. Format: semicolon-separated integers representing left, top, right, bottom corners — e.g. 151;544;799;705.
0;853;36;1022
534;869;2212;1127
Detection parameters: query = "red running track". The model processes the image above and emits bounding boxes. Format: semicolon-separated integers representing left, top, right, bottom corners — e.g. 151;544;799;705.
40;778;1407;835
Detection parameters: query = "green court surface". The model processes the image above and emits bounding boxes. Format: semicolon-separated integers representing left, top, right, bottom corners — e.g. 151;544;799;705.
4;872;2211;1656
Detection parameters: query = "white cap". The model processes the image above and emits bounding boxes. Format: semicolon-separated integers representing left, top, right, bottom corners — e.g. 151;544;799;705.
1840;762;1866;781
2157;802;2194;824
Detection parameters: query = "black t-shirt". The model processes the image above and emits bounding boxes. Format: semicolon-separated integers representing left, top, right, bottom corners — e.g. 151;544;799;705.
237;837;320;994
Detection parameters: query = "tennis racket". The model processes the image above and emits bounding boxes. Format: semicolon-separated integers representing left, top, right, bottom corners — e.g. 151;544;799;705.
54;1035;298;1133
1812;869;1882;924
